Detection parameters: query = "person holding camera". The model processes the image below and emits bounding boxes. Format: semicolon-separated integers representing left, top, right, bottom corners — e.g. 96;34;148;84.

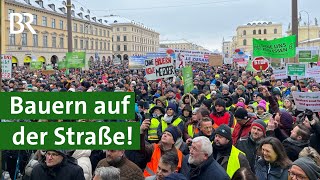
301;112;320;154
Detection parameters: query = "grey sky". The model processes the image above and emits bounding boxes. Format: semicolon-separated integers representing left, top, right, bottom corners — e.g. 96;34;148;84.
78;0;320;51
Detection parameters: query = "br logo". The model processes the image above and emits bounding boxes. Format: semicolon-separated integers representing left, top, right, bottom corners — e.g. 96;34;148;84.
9;13;36;34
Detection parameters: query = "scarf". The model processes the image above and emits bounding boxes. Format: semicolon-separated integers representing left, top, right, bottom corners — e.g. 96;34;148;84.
163;114;173;123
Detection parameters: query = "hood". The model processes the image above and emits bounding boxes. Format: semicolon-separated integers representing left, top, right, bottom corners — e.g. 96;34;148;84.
181;93;196;106
71;150;91;159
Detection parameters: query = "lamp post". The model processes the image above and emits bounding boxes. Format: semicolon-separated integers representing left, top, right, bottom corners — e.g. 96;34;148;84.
299;10;310;44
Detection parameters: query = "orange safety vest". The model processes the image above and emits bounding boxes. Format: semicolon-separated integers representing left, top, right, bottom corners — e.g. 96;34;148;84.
143;143;183;177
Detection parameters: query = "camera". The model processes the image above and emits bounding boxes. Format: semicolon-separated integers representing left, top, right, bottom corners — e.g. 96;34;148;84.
304;109;313;121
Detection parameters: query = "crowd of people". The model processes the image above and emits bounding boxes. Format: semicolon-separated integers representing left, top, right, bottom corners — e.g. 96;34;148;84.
1;59;320;180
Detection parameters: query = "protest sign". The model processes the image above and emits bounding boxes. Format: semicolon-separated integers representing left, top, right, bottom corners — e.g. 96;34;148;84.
176;52;186;69
129;56;146;69
273;69;287;80
66;52;85;68
182;66;194;93
170;49;212;63
30;61;43;70
297;47;319;63
305;66;320;83
113;57;121;65
253;35;296;58
1;55;12;79
145;53;175;80
209;54;223;66
286;63;306;77
292;92;320;112
224;57;233;64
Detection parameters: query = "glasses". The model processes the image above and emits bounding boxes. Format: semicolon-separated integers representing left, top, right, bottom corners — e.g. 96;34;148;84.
288;170;308;180
45;152;60;157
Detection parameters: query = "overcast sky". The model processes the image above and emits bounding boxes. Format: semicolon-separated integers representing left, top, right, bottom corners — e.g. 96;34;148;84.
78;0;319;51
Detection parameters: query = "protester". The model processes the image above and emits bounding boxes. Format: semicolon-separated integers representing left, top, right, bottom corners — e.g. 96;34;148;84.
93;167;120;180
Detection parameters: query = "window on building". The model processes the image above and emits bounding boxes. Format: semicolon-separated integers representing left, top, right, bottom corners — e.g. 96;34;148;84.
80;40;83;49
59;20;63;30
117;45;121;51
124;45;127;51
123;35;127;41
74;39;78;49
99;29;102;36
117;27;120;31
52;18;56;28
73;23;77;32
104;42;106;50
43;35;48;47
42;16;47;26
22;12;27;23
103;30;106;37
243;30;246;35
243;39;247;46
52;37;56;48
21;33;27;46
91;40;94;49
95;41;98;49
123;27;126;31
117;36;120;41
253;30;256;35
39;0;43;7
108;43;110;50
8;9;14;20
100;42;102;50
59;37;64;48
95;28;98;35
107;31;110;37
264;29;267;34
85;40;89;49
9;33;15;45
33;14;37;25
80;24;84;33
33;34;38;47
258;29;261;34
274;28;278;34
319;31;320;38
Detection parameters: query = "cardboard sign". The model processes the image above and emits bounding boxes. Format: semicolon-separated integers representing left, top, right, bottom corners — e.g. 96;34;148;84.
209;54;223;66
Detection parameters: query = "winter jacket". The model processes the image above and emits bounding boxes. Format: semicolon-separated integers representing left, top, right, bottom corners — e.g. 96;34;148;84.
257;112;272;124
96;156;144;180
235;134;260;172
71;150;92;180
282;137;309;162
30;157;85;180
210;111;234;128
193;130;215;143
231;92;249;105
254;158;289;180
310;121;320;154
180;154;230;180
232;118;255;145
157;115;184;138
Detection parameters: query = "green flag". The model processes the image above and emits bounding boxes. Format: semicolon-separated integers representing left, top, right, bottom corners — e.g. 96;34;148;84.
66;52;86;68
30;61;43;70
253;35;296;58
246;59;255;72
58;61;66;70
182;66;194;93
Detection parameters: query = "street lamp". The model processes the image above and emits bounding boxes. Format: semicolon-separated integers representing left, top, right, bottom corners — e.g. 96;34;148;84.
299;10;310;43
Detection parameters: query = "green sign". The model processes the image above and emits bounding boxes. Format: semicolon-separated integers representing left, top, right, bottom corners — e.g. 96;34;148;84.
58;61;67;69
182;66;194;93
66;52;86;68
287;63;306;77
30;61;43;70
297;47;319;63
253;35;296;58
245;58;255;72
46;65;53;70
0;92;135;120
0;122;140;150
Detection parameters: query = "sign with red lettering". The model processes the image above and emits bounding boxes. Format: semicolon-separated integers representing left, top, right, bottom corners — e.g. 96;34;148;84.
252;56;269;71
145;53;175;80
1;54;12;79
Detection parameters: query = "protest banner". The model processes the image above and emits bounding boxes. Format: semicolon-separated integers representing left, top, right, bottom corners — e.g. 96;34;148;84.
286;63;306;77
253;35;296;58
182;66;194;93
223;57;233;64
66;52;86;68
129;56;146;69
160;49;212;64
297;47;319;63
176;52;186;69
305;66;320;83
208;54;223;66
1;55;12;79
30;61;43;70
292;92;320;112
145;53;175;80
273;69;288;80
58;61;67;70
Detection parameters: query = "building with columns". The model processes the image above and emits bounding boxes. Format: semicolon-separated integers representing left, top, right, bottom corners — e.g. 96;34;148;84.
160;39;209;51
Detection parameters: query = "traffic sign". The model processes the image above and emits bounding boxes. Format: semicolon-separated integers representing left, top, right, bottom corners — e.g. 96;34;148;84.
252;56;269;71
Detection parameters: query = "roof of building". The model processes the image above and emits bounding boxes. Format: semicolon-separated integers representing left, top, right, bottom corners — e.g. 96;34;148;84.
12;0;157;32
299;37;320;44
160;39;191;44
242;21;280;26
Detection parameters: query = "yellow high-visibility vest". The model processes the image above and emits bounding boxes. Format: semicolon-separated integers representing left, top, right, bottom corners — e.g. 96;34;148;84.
148;118;160;141
161;118;182;132
226;145;245;178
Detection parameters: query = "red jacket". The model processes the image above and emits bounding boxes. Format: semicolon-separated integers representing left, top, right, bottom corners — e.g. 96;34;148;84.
232;118;255;145
210;111;234;129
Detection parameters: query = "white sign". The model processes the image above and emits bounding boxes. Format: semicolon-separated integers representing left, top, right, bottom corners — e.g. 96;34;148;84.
306;66;320;83
113;57;121;65
1;55;12;79
273;69;287;80
145;53;175;80
175;53;186;69
292;92;320;112
223;58;233;64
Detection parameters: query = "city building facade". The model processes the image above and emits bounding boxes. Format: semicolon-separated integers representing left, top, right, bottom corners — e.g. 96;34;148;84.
286;24;320;47
222;40;232;58
160;40;209;51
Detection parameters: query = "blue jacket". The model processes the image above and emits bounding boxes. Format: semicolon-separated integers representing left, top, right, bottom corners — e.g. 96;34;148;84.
254;158;289;180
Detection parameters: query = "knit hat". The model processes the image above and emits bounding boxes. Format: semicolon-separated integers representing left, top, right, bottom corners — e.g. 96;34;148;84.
236;102;245;108
251;119;267;135
311;83;320;89
214;98;226;108
150;105;165;115
51;150;67;157
256;93;264;99
165;87;175;94
164;173;187;180
280;111;294;130
164;126;181;143
167;102;178;112
215;124;232;141
222;84;229;91
237;85;246;92
235;108;248;120
257;100;267;111
293;157;320;180
190;89;199;96
202;99;212;109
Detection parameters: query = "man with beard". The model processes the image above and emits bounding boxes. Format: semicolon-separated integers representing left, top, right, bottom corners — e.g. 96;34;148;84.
236;119;267;172
282;124;310;161
212;124;250;178
180;136;229;180
96;150;144;180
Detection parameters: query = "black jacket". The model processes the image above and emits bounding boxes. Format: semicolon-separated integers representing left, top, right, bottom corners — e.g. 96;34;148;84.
282;137;309;162
309;122;320;154
30;157;85;180
235;135;260;172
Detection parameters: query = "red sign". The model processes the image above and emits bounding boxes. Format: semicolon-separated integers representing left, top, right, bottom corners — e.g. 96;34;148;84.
252;56;269;71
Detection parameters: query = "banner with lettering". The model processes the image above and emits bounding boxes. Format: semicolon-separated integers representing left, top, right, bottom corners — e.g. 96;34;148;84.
1;55;12;79
129;56;146;69
292;92;320;112
145;53;175;80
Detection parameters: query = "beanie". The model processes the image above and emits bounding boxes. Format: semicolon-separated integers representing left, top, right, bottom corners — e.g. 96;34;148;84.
202;99;212;109
236;102;245;108
214;98;226;108
293;157;320;180
235;108;248;120
215;124;232;141
237;85;246;92
251;119;267;135
167;102;178;113
164;126;181;143
52;150;67;157
257;100;267;111
280;111;293;130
